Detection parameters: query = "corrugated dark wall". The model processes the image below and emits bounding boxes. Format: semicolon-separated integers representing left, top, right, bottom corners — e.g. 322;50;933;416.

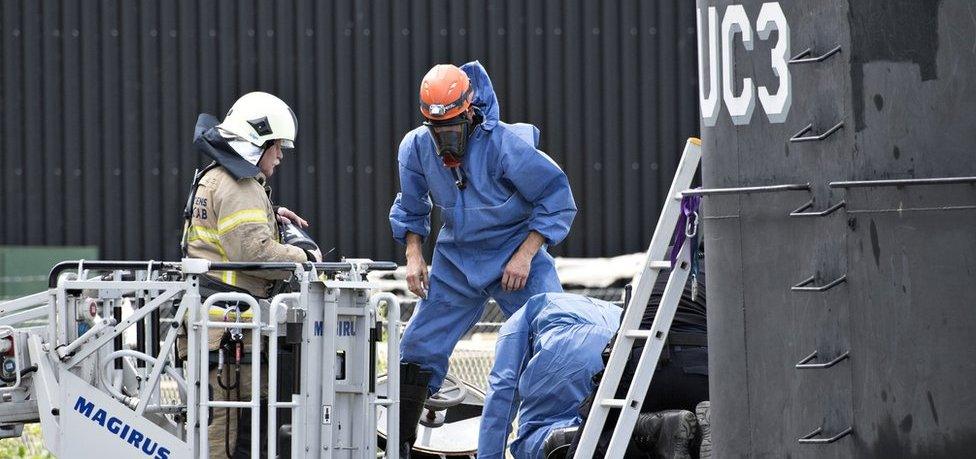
0;0;699;263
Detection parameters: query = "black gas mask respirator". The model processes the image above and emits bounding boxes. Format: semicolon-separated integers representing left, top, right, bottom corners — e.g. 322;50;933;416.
424;115;472;189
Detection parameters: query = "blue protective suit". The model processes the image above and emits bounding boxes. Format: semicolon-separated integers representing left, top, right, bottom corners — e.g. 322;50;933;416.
478;293;622;459
389;61;577;393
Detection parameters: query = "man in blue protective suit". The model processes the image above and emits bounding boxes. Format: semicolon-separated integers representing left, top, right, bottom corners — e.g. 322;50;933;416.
477;293;621;459
389;61;577;457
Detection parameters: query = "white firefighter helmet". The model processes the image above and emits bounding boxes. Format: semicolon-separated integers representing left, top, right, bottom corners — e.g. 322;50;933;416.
217;92;298;149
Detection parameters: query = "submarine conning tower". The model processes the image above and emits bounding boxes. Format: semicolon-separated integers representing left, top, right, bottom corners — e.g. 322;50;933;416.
695;0;976;457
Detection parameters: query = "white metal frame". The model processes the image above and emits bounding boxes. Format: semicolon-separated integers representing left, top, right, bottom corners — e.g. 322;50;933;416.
574;138;702;458
197;292;262;458
0;258;401;459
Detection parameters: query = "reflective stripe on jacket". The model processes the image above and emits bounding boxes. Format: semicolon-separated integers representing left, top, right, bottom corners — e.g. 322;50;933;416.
184;166;307;297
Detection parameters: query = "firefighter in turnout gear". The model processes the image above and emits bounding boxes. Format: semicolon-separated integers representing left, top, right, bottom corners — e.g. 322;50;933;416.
180;91;321;458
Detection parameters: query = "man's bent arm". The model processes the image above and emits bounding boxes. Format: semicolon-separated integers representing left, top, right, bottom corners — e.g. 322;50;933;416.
405;232;425;259
500;145;577;247
515;231;545;260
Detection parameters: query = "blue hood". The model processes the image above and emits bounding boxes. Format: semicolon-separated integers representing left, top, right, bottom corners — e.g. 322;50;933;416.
460;61;499;131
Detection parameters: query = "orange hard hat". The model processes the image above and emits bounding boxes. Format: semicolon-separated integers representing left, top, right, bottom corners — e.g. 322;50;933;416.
419;64;474;120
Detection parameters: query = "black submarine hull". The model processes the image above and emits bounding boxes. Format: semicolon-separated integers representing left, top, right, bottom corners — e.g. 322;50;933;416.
697;1;976;457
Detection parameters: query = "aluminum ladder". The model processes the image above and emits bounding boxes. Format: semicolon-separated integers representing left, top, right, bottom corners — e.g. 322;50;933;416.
574;137;702;458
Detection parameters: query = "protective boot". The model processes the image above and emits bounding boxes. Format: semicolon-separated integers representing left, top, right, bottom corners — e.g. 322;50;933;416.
695;401;712;458
632;409;698;459
399;363;432;459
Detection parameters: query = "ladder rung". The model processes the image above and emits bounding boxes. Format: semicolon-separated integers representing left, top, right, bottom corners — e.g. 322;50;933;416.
624;330;656;339
601;399;626;408
648;261;671;269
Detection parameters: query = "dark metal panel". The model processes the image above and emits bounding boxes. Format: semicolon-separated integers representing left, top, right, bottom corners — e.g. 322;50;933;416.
139;1;162;257
353;0;375;257
504;0;525;123
466;1;487;73
789;209;856;459
371;0;394;261
0;4;4;244
699;0;861;453
560;0;584;257
845;186;976;458
388;0;412;264
702;204;751;455
0;3;4;244
447;0;467;63
485;0;505;121
99;0;123;258
42;1;65;245
333;0;356;257
177;0;201;255
619;0;641;255
253;1;273;96
197;0;219;118
121;0;141;257
277;3;295;210
524;0;544;142
159;0;181;257
738;197;800;456
676;1;700;174
23;0;43;245
217;0;237;116
849;0;976;180
638;0;661;251
275;0;300;210
428;0;447;63
80;0;103;248
740;195;854;459
541;0;565;257
702;0;975;456
600;0;621;256
312;0;338;258
294;0;316;241
3;0;700;263
236;0;257;92
2;3;14;242
1;0;23;244
580;0;602;256
62;0;84;246
656;1;679;207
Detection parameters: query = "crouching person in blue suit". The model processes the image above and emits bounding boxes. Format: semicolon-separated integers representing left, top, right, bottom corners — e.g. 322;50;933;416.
478;293;621;459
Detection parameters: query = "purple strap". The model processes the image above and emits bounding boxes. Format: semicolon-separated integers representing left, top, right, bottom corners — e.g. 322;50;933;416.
670;192;702;266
